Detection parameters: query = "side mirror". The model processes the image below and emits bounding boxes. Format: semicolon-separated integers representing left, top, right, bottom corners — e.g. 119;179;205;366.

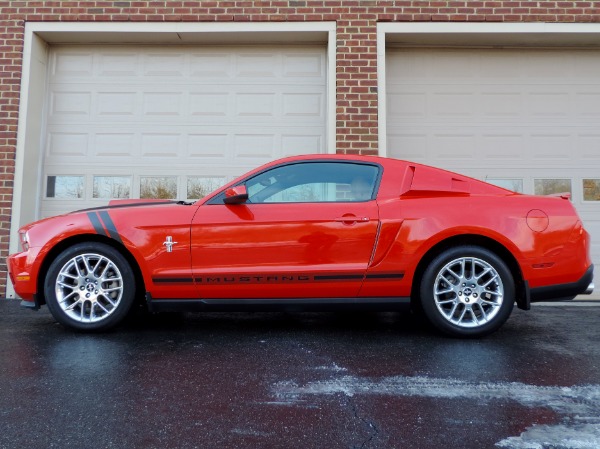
223;185;249;205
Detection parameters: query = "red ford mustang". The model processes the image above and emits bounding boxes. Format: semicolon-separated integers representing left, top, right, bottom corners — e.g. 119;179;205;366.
7;155;594;337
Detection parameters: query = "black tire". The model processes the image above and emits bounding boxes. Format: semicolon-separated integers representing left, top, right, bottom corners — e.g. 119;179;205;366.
44;242;136;331
419;246;514;338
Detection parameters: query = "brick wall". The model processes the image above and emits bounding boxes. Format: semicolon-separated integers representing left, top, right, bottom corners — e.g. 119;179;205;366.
1;0;599;296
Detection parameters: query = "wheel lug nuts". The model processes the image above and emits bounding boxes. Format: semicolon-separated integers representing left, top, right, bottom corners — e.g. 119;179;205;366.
86;293;90;298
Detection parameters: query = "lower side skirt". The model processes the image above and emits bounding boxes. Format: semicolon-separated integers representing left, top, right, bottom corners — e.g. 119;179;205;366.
146;294;411;313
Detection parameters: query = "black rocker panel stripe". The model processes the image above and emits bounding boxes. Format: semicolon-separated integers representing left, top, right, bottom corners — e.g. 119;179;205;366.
154;278;195;284
314;274;364;281
366;273;405;280
152;272;405;285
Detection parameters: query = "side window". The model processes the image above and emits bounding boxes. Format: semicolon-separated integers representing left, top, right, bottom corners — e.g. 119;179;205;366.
245;162;379;204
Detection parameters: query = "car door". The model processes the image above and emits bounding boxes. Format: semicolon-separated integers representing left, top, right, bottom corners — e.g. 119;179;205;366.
190;161;381;299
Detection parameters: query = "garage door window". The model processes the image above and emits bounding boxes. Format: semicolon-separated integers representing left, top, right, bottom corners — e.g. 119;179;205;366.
485;178;523;193
46;176;84;199
187;177;227;200
534;179;572;197
140;176;177;200
93;176;131;199
583;179;600;202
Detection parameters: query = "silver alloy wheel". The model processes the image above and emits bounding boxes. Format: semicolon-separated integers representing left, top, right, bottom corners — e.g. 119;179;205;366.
433;256;504;328
54;253;124;323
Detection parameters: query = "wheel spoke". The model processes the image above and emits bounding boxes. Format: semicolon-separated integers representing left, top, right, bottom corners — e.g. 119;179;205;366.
57;281;74;289
99;293;116;307
478;304;488;321
58;291;79;304
475;267;492;281
440;274;457;286
456;307;467;324
98;260;110;278
481;275;499;289
82;256;95;276
96;301;111;314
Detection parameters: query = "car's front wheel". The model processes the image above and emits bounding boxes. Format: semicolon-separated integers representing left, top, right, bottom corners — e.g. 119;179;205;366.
44;242;136;331
419;246;514;338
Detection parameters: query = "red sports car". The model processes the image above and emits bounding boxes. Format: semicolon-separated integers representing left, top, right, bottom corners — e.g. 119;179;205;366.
7;155;594;337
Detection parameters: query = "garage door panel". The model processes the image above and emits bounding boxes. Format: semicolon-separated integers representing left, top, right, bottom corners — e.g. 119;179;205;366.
46;131;89;158
387;47;600;269
480;92;523;118
51;52;94;77
391;90;600;126
390;126;597;168
48;88;324;126
579;135;600;161
281;134;324;156
46;126;326;165
42;44;327;217
50;91;92;118
94;133;136;157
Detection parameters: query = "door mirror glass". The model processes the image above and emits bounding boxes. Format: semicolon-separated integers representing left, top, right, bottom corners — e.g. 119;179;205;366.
223;185;249;205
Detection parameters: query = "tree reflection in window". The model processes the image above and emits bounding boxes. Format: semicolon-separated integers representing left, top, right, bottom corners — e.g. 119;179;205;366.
93;176;131;199
46;176;84;199
485;178;523;193
534;179;572;198
187;177;226;200
140;176;177;199
583;179;600;201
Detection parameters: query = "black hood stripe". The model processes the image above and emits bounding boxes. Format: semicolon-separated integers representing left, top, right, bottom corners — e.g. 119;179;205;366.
98;211;124;245
76;201;180;213
87;211;123;245
87;212;107;237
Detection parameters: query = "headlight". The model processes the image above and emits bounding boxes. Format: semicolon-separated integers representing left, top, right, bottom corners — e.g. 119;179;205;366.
19;231;30;251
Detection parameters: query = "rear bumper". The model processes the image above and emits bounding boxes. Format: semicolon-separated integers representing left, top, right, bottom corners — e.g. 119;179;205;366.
529;264;594;302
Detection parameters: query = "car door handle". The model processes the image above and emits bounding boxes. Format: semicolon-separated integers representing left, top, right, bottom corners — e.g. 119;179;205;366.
334;215;370;224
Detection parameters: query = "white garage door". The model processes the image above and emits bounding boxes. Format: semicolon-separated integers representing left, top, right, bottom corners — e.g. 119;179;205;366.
387;47;600;268
42;44;327;217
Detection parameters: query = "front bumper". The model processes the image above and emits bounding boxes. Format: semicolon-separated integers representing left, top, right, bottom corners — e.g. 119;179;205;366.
7;247;44;300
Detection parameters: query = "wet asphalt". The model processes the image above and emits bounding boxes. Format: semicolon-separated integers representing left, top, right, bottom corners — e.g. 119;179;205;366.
1;299;599;449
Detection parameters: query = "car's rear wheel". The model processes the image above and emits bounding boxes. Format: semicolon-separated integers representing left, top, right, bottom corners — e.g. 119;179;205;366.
419;246;514;338
44;242;136;331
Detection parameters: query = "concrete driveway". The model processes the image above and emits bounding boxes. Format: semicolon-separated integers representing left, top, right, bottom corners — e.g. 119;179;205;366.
1;300;599;449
